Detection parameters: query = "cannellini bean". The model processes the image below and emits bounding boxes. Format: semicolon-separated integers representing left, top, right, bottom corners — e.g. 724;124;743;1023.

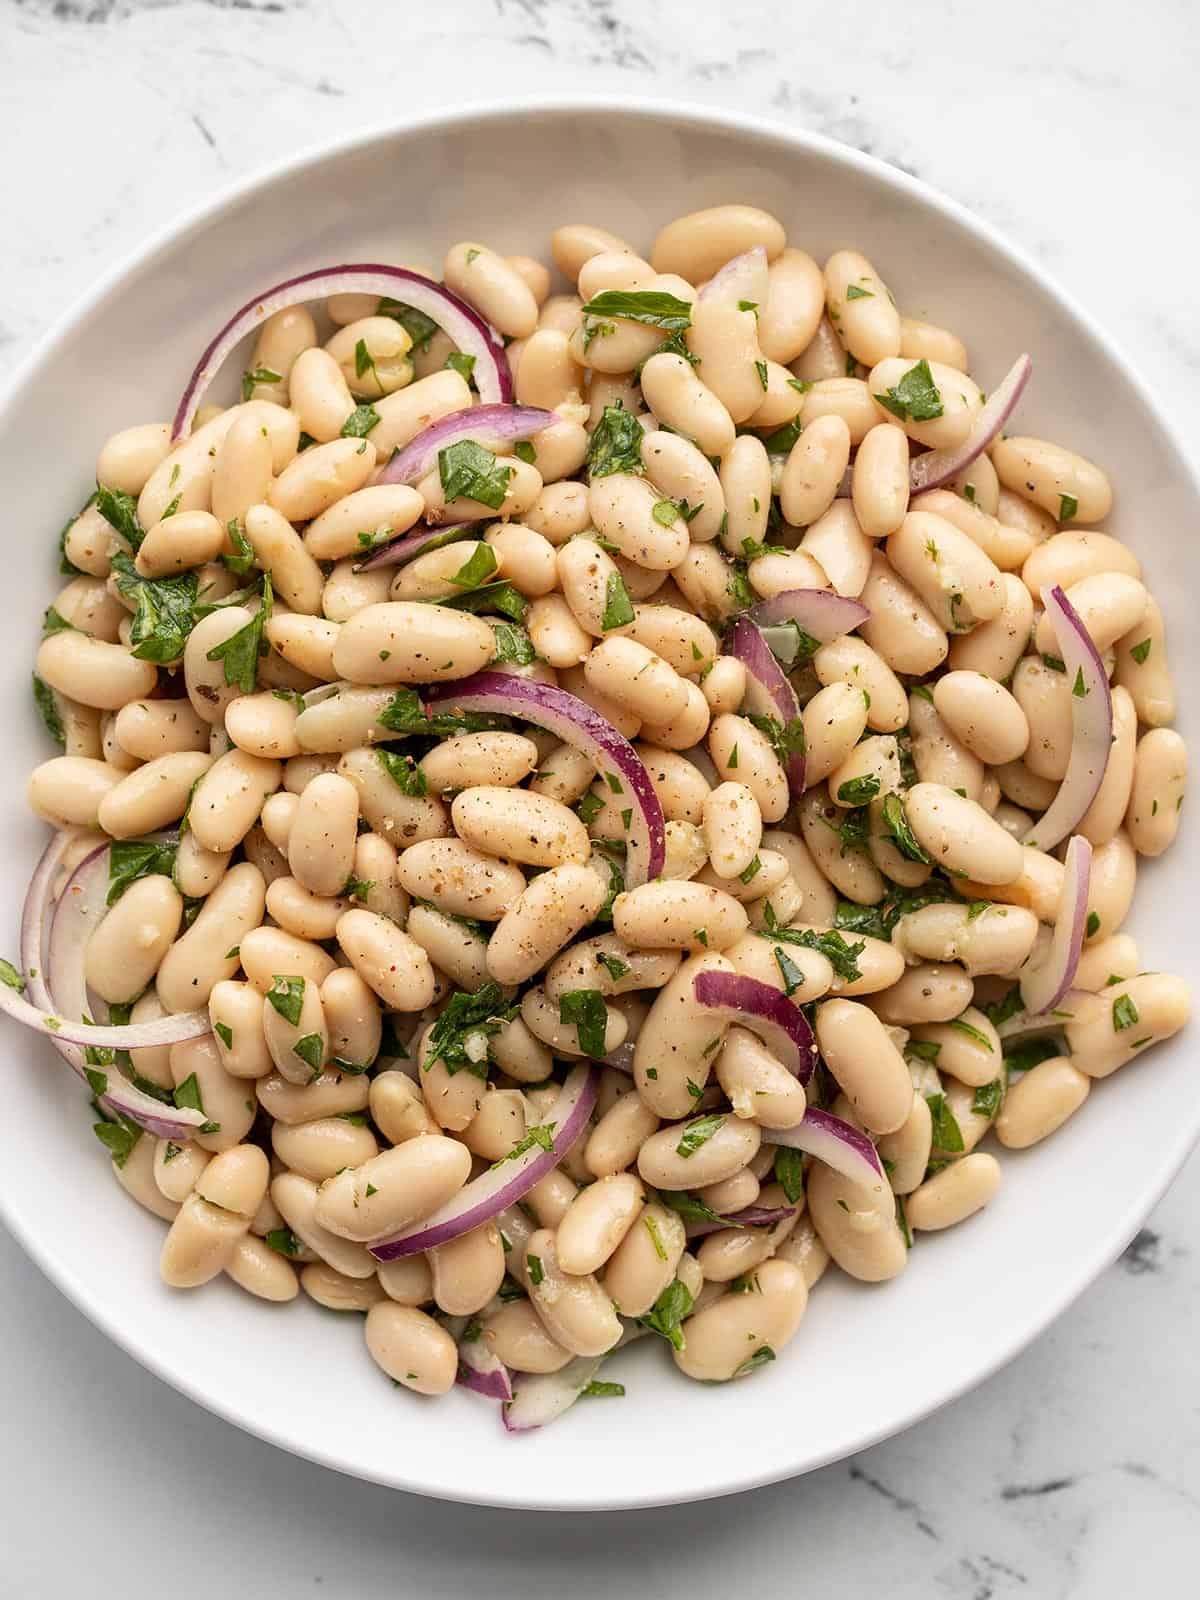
716;1027;807;1129
555;1173;645;1276
335;908;435;1011
911;488;1033;573
36;630;158;711
85;874;182;1003
1114;595;1174;728
702;782;763;879
815;999;913;1133
686;294;766;425
1033;572;1147;659
315;1135;471;1243
673;1257;807;1382
613;879;748;953
187;749;280;854
1066;973;1189;1077
858;554;948;675
586;1092;661;1180
637;1113;760;1191
906;1153;1001;1231
365;1302;457;1395
651;205;785;280
639;353;736;458
157;862;266;1014
395;837;524;921
331;601;494;685
487;863;606;984
1125;729;1186;857
759;248;825;364
870;962;974;1025
992;435;1113;524
807;1159;905;1281
932;671;1029;766
97;422;172;496
521;1230;622;1359
905;782;1023;884
269;437;377;523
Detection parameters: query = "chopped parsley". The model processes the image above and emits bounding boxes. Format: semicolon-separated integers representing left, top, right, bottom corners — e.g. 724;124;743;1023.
949;1016;994;1051
446;351;477;385
205;574;273;693
675;1113;725;1159
586;405;645;479
241;365;282;399
173;1072;220;1134
1059;492;1078;521
1112;993;1139;1032
880;792;930;863
92;1116;142;1168
266;975;305;1026
426;983;517;1078
581;1380;625;1398
1129;637;1152;666
774;947;807;997
598;953;631;983
490;622;536;666
970;1079;1004;1119
293;1033;325;1076
265;1226;302;1258
774;1145;804;1204
110;551;198;664
637;1278;694;1351
377;297;438;350
845;283;873;300
601;571;635;631
450;544;500;590
340;404;380;439
733;1346;776;1378
32;675;64;747
754;359;769;391
376;747;428;796
526;1254;545;1287
836;773;881;807
579;288;693;331
378;685;496;738
873;359;943;423
94;483;144;551
438;440;512;510
925;1092;965;1153
558;989;608;1057
107;837;178;904
760;909;865;983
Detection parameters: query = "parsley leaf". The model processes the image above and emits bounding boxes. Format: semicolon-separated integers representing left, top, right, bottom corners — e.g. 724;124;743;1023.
266;975;305;1027
446;351;477;385
265;1226;302;1258
970;1079;1004;1119
949;1016;994;1051
32;675;64;747
734;1345;776;1379
925;1092;965;1153
377;298;438;350
845;283;873;300
241;365;282;399
110;551;198;664
586;405;645;479
598;952;631;982
341;404;380;439
581;1380;625;1398
293;1033;325;1076
440;581;529;623
579;289;693;331
774;1145;804;1204
558;989;608;1057
1059;492;1078;521
426;983;517;1078
1129;637;1152;666
880;792;931;863
873;359;944;422
378;686;496;739
107;837;178;905
601;571;635;631
173;1072;220;1133
837;773;882;806
438;440;512;510
1112;993;1139;1032
490;621;536;665
675;1113;726;1159
637;1278;694;1351
760;911;865;983
92;1116;142;1168
450;544;499;590
95;483;144;551
376;748;428;796
205;574;272;693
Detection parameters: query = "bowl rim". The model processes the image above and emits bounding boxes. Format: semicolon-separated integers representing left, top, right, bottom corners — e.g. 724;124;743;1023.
2;93;1197;1511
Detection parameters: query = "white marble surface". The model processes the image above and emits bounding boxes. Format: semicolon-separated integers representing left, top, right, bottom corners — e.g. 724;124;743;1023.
1;0;1198;1592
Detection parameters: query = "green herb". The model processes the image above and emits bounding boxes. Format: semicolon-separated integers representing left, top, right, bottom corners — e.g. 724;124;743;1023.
906;1039;942;1063
1129;637;1152;666
586;405;645;478
620;809;633;831
760;911;866;983
925;1092;965;1153
643;1213;668;1261
265;1226;302;1258
526;1254;545;1287
110;551;198;664
733;1346;776;1379
214;1021;233;1050
293;1033;324;1076
448;350;480;384
737;299;758;314
1041;653;1066;674
759;621;821;674
437;439;512;510
1072;667;1088;698
984;984;1024;1029
773;947;806;997
107;837;178;904
657;1190;727;1227
725;563;755;610
879;792;930;863
222;517;257;577
377;298;438;350
440;581;529;623
1003;1035;1062;1076
1085;911;1100;939
845;284;873;300
558;989;608;1057
378;685;496;739
492;1123;557;1166
760;417;804;454
577;790;605;826
754;359;769;391
971;1079;1004;1119
426;983;517;1078
32;675;64;747
41;606;75;636
266;975;305;1027
1112;993;1139;1032
745;712;806;774
581;1380;625;1398
95;483;144;551
774;1145;804;1204
637;1278;694;1351
512;438;535;465
241;365;282;400
949;1016;994;1051
873;359;944;423
837;773;881;806
579;288;693;331
450;543;499;590
739;856;763;886
1059;492;1078;521
590;573;634;638
598;953;631;983
490;621;536;666
675;1113;725;1159
205;573;272;693
173;1072;219;1134
376;747;428;796
92;1116;142;1168
832;879;958;943
729;1272;761;1294
651;498;681;527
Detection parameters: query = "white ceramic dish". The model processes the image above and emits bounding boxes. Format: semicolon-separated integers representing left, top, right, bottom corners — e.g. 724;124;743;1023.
0;99;1195;1511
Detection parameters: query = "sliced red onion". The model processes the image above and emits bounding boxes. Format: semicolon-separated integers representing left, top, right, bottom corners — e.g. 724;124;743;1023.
763;1108;886;1193
909;353;1032;494
457;1337;513;1403
377;404;555;488
171;265;513;439
685;1203;797;1240
747;588;870;641
699;246;769;310
1022;585;1113;851
15;837;209;1137
995;991;1086;1042
502;1323;647;1434
370;1064;599;1261
728;617;805;797
691;970;817;1085
1019;834;1092;1016
353;521;475;573
424;673;665;887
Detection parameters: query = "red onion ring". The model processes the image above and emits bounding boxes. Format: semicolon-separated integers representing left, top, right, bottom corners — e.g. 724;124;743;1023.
692;970;818;1085
762;1108;886;1193
369;1064;599;1261
171;265;512;440
457;1337;513;1403
727;617;805;797
377;404;555;488
909;353;1032;494
423;673;665;887
352;521;475;573
747;587;870;639
1019;834;1092;1016
1022;585;1113;851
685;1203;798;1240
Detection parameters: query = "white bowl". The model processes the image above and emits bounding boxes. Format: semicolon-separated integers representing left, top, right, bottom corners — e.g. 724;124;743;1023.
0;99;1195;1512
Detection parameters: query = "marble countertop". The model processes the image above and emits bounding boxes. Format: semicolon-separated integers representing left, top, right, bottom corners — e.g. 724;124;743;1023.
2;0;1197;1593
